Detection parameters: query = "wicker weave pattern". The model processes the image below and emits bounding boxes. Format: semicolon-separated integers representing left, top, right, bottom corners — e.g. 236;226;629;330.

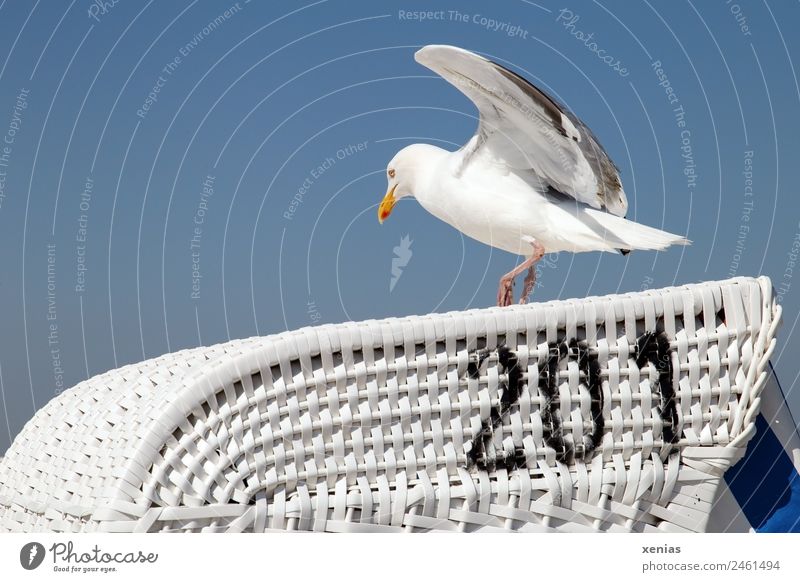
0;277;780;532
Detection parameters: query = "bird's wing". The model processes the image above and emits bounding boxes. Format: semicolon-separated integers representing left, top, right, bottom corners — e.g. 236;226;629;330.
414;44;628;217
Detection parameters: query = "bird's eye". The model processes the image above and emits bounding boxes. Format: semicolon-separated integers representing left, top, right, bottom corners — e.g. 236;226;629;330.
388;169;395;178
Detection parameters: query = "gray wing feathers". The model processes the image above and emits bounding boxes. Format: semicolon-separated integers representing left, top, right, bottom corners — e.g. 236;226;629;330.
565;110;627;216
414;44;628;217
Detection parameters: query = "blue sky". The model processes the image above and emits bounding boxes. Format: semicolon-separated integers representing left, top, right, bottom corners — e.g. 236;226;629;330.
0;0;798;453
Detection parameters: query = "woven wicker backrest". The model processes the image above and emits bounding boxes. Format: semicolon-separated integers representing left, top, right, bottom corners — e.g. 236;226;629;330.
0;277;780;532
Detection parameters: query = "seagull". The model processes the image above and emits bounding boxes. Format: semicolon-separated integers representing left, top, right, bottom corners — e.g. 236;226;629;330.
377;45;689;306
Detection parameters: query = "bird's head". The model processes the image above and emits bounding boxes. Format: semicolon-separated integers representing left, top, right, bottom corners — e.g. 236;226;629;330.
378;144;442;223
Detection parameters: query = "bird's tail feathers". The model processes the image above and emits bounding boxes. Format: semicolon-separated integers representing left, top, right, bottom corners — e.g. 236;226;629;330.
585;209;691;251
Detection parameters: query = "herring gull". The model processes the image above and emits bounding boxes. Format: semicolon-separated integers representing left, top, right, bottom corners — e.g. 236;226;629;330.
378;45;689;306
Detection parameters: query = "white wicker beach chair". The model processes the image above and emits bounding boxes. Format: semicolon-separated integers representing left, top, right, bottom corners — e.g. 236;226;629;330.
0;276;783;532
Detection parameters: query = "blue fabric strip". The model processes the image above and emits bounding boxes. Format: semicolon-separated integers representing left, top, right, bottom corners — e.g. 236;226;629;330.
725;413;800;532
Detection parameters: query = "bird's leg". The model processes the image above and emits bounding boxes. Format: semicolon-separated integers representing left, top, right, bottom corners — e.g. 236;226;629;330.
497;241;546;307
519;242;546;304
497;274;516;307
519;267;536;305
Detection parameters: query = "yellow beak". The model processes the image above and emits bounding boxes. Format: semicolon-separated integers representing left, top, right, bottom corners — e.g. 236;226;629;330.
378;184;397;224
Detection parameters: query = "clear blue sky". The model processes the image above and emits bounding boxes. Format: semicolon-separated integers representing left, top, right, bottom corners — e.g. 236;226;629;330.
0;0;798;453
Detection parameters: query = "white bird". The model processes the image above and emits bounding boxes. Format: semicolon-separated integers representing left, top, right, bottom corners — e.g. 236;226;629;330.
378;45;689;306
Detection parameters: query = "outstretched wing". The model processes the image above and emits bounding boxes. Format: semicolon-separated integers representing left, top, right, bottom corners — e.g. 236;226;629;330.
415;45;627;217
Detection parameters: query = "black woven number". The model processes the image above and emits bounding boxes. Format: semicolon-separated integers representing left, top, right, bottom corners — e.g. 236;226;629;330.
466;346;527;471
538;339;605;463
466;331;677;472
635;331;679;444
465;340;605;469
575;339;605;458
539;341;569;462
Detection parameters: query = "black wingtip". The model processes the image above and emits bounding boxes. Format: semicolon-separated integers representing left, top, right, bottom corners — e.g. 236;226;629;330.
619;248;631;256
